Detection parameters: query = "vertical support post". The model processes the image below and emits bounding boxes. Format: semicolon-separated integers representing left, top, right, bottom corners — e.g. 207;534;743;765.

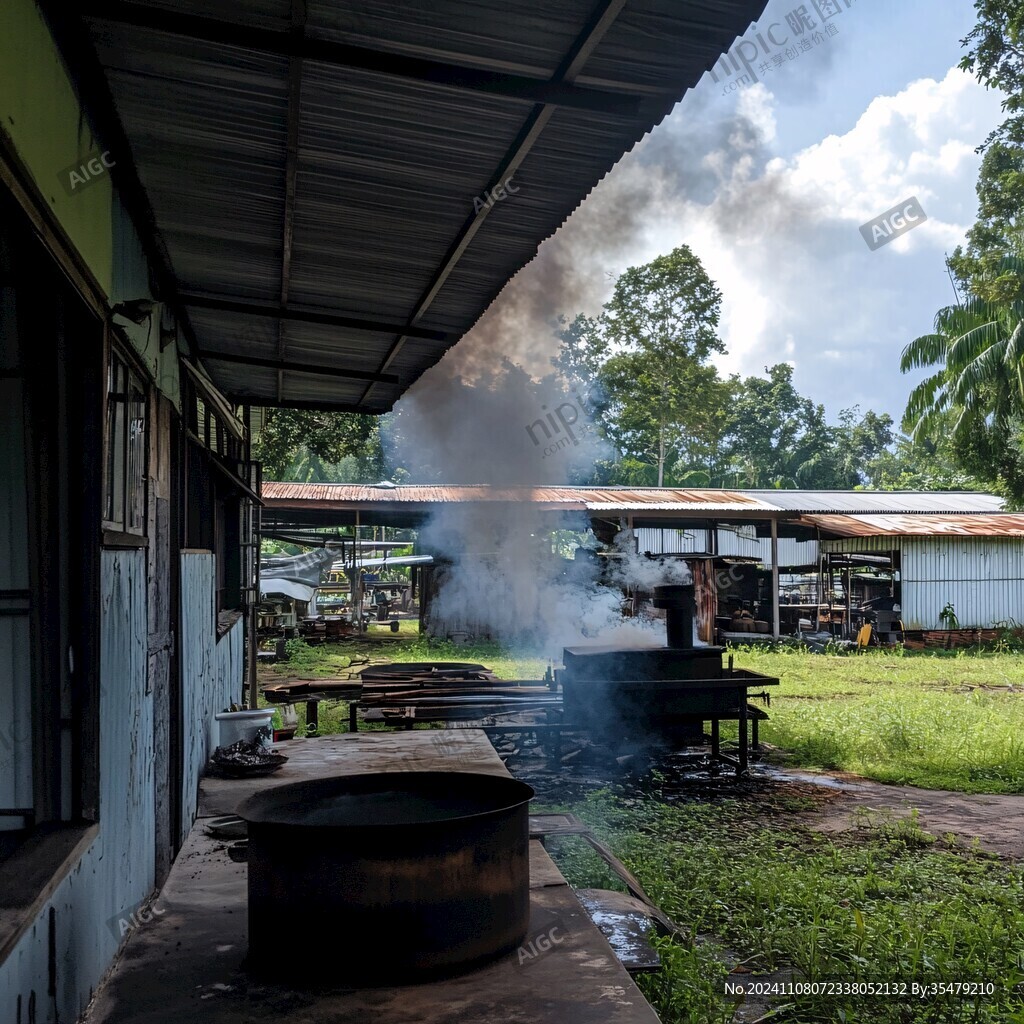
845;566;852;640
244;404;261;710
770;518;780;640
354;509;364;633
738;700;748;772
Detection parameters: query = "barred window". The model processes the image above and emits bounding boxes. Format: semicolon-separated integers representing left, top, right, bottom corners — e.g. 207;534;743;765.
104;349;147;533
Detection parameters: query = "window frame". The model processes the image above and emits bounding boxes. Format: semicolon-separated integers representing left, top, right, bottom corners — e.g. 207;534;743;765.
102;343;149;538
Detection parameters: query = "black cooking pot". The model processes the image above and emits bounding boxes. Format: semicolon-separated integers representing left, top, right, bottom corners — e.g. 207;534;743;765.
237;771;534;983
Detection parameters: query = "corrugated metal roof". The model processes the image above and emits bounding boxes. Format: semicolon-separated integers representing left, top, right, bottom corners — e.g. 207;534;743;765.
260;482;778;511
741;491;1005;514
55;0;767;412
802;514;1024;539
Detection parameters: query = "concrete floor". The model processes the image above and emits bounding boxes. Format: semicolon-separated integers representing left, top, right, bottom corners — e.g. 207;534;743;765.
84;732;662;1024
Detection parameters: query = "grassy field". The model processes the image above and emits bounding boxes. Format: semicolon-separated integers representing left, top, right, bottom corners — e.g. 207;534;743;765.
263;634;1024;794
730;646;1024;794
545;790;1024;1024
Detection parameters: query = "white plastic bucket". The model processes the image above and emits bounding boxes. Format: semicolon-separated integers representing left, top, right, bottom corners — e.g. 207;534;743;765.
214;709;275;748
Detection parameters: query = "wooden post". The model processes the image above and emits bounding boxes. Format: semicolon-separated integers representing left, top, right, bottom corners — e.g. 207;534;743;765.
845;566;852;640
770;518;780;640
244;404;260;710
738;701;748;772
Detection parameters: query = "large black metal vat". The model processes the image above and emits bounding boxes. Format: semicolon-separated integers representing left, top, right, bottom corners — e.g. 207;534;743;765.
237;771;534;983
559;583;779;761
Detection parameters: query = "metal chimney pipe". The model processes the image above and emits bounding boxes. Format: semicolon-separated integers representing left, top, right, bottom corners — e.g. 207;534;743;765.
652;584;695;649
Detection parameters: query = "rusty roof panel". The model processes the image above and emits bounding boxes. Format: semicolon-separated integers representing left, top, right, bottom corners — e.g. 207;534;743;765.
260;483;778;511
803;514;1024;538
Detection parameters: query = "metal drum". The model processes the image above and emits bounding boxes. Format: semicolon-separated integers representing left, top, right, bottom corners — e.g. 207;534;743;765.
238;771;534;983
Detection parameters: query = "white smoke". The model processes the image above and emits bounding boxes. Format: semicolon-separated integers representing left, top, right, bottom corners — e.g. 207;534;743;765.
388;365;695;657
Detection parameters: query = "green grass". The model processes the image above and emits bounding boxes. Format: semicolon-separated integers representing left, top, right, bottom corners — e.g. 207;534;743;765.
730;646;1024;793
542;790;1024;1024
260;633;1024;793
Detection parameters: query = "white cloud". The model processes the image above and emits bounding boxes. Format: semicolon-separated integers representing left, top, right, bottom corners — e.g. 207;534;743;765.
644;67;1004;415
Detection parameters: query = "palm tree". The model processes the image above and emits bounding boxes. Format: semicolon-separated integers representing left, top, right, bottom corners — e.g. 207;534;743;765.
901;256;1024;442
901;256;1024;502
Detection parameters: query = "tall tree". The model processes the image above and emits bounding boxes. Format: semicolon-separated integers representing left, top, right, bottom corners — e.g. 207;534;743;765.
597;246;726;486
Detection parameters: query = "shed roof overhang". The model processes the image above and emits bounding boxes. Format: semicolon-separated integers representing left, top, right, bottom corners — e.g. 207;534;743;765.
43;0;766;412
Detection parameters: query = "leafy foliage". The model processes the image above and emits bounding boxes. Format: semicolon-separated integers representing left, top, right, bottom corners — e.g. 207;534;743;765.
901;259;1024;503
252;409;385;481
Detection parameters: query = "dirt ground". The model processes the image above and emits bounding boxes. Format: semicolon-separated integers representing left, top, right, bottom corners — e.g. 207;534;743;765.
772;767;1024;859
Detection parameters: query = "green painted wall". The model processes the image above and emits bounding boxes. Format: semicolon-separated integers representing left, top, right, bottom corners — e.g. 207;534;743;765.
0;0;113;294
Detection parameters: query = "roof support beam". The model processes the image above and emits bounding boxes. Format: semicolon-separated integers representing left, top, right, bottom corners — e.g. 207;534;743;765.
230;396;382;413
81;2;646;114
198;350;399;385
357;0;629;406
179;293;452;342
277;0;307;403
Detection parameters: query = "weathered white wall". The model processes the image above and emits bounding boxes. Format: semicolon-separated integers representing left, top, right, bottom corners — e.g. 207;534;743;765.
1;552;245;1022
180;553;243;841
1;550;153;1023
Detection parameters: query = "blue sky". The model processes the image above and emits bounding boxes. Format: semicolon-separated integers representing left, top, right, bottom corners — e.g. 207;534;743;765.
436;0;1007;430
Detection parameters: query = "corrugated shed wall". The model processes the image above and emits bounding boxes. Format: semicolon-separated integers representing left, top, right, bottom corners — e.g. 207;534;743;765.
820;535;903;555
1;550;154;1023
901;537;1024;630
633;527;819;568
635;526;707;555
770;537;820;568
180;553;243;840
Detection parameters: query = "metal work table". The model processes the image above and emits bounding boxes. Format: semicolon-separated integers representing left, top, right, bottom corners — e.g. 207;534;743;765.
86;732;662;1024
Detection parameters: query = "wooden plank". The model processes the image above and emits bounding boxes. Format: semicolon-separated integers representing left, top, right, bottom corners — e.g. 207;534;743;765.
575;890;661;973
0;823;98;964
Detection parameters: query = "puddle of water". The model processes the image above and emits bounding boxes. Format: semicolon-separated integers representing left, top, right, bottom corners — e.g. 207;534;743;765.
756;765;866;791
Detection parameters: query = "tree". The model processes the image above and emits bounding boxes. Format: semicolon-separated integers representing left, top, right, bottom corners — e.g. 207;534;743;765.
959;0;1024;151
947;141;1024;303
596;246;726;486
865;432;985;491
901;278;1024;501
253;409;384;481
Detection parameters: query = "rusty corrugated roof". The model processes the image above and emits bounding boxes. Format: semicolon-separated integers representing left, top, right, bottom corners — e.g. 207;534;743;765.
802;514;1024;538
260;482;777;512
